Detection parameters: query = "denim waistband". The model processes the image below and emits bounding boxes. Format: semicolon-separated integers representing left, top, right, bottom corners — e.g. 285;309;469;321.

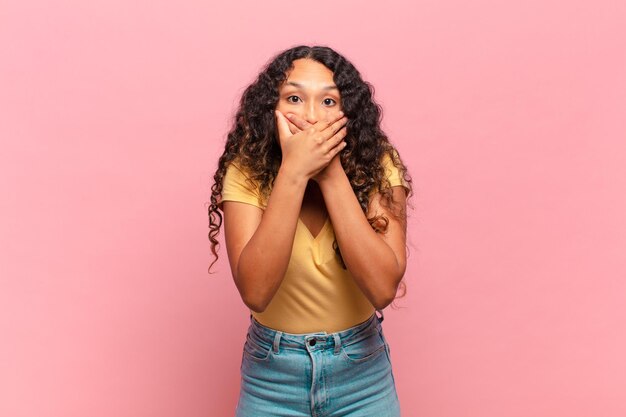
247;309;385;355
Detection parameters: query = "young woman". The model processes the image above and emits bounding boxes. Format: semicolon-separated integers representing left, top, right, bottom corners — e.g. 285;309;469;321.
208;45;413;416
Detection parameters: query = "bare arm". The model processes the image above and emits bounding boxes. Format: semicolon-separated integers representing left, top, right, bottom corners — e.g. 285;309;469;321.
223;168;307;313
283;112;408;310
319;174;408;310
223;111;348;312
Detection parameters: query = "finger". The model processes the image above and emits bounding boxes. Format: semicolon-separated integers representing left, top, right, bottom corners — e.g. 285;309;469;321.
310;111;345;134
320;116;348;141
285;113;312;130
286;118;301;135
275;110;292;140
324;111;345;127
311;117;334;132
329;139;348;156
319;127;347;155
325;126;348;150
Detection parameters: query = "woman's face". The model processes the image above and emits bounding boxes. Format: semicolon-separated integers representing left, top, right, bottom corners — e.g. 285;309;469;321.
276;58;343;124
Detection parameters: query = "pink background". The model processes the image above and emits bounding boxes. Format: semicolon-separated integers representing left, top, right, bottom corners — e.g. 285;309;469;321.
1;0;625;416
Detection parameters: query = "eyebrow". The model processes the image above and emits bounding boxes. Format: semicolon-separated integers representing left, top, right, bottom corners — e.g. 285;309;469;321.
284;81;338;91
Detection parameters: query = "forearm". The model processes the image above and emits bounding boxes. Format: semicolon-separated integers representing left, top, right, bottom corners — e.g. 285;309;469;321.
236;166;307;312
319;172;402;309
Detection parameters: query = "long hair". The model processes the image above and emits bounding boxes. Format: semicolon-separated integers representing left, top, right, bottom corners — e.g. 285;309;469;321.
207;45;414;302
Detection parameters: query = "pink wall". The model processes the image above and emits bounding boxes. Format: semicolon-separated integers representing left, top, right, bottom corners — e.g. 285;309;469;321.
1;0;625;416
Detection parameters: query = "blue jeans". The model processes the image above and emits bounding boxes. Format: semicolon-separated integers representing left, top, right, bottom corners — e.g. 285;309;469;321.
235;311;401;416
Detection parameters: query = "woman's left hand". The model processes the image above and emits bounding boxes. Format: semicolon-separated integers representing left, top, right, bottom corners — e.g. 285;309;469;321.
282;112;347;184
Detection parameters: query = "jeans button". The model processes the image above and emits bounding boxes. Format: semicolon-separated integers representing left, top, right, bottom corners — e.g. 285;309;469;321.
309;339;316;346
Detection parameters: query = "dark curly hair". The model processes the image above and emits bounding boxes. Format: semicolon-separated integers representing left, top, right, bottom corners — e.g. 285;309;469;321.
207;45;414;302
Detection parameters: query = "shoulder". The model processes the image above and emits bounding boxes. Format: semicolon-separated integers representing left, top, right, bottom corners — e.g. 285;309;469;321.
370;149;410;197
220;157;268;210
223;158;254;191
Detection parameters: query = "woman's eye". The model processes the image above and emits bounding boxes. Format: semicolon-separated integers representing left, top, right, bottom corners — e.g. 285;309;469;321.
286;96;337;106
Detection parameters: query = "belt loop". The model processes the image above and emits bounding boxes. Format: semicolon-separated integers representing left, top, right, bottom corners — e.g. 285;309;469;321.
376;309;385;323
273;331;282;354
333;333;341;355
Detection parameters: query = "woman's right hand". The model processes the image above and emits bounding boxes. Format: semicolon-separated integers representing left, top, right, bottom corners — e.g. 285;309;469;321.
274;110;348;181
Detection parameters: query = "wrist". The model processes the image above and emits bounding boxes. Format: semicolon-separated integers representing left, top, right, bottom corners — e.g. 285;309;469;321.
316;169;344;190
278;164;310;188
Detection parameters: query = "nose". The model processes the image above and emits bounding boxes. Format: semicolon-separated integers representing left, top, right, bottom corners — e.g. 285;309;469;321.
304;102;326;124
